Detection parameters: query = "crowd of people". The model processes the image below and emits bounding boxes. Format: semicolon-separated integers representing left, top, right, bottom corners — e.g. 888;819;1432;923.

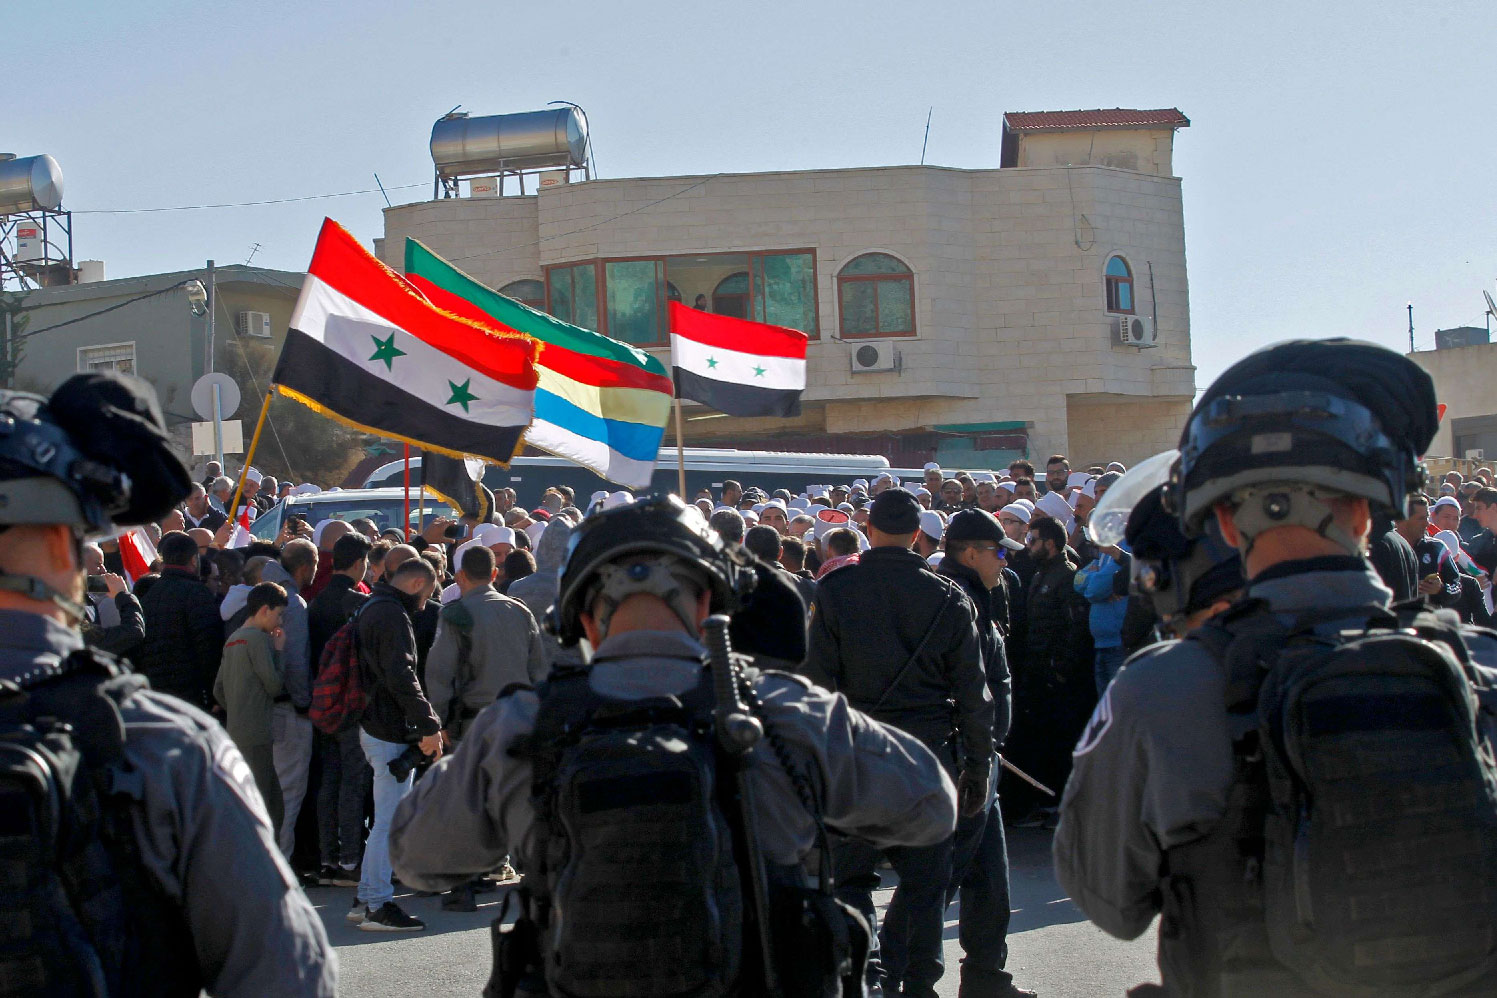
8;337;1497;997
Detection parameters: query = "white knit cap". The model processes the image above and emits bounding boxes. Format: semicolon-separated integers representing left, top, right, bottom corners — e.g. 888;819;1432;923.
243;467;262;485
603;491;633;510
485;526;516;548
919;510;944;541
923;462;941;472
1067;472;1090;489
999;503;1032;524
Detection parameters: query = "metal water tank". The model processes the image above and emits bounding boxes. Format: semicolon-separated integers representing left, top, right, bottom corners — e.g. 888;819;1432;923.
0;154;64;214
430;108;587;178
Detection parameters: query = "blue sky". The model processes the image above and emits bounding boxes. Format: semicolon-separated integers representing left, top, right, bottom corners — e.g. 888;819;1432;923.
10;0;1495;389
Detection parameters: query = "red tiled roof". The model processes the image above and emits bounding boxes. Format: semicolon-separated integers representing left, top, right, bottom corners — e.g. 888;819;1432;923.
1003;109;1190;132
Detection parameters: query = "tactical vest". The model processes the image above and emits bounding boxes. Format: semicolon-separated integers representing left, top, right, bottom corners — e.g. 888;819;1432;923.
0;647;202;998
1159;601;1497;998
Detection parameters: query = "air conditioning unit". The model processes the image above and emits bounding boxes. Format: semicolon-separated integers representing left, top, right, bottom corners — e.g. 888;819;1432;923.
1113;314;1157;348
850;341;899;373
235;310;272;338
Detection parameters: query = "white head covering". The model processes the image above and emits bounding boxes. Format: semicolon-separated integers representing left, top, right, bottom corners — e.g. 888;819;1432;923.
590;490;609;507
919;510;944;542
485;525;517;548
836;502;855;513
243;466;262;485
788;497;810;511
1037;491;1076;524
923;462;941;472
1014;498;1036;513
440;582;462;605
874;472;895;485
752;503;767;514
603;491;633;511
852;479;869;490
294;483;320;496
926;552;945;568
472;524;501;546
813;508;852;540
973;471;997;483
1081;479;1099;500
525;521;548;545
452;537;482;565
915;487;932;499
1067;472;1090;489
999;502;1032;524
311;519;340;547
1430;496;1462;515
996;480;1015;495
741;510;759;524
1435;529;1465;563
1107;462;1127;473
807;504;830;517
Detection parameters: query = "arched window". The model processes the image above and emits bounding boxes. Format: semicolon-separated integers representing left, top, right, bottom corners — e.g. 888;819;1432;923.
500;279;546;311
838;252;915;337
712;272;749;319
1104;257;1134;314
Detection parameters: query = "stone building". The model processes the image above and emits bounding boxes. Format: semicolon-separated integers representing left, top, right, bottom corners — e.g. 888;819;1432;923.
381;107;1197;469
1409;339;1497;462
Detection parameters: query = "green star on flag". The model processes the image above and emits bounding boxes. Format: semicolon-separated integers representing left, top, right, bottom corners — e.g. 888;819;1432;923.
706;356;718;369
369;332;406;371
446;378;478;413
752;365;766;378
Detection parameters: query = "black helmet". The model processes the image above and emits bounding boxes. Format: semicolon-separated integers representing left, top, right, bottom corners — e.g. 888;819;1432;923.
1171;339;1435;542
1125;485;1243;629
0;372;189;533
0;372;190;619
550;494;755;646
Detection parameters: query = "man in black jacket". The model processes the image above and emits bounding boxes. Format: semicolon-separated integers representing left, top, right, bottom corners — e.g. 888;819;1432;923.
936;510;1032;998
805;488;993;998
1367;511;1418;601
135;530;224;710
307;531;373;885
352;557;443;933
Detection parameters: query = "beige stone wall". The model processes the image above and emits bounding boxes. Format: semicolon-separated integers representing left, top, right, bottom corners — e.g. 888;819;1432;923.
1409;343;1497;457
1015;128;1177;176
1066;394;1193;468
381;161;1195;460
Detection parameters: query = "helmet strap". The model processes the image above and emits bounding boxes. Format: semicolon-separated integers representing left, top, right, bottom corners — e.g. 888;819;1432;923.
0;572;89;624
1226;484;1365;559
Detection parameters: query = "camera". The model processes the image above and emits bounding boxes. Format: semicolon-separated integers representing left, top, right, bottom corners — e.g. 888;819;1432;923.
444;523;465;540
388;743;432;782
85;575;111;594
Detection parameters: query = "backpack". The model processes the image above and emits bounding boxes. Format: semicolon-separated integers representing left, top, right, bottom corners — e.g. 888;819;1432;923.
1194;602;1497;996
310;598;381;735
514;666;746;998
0;649;200;997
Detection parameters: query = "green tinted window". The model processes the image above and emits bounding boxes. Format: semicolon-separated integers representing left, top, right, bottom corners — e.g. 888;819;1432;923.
754;252;818;335
606;259;662;345
876;279;913;333
548;264;599;331
842;252;910;276
840;281;877;336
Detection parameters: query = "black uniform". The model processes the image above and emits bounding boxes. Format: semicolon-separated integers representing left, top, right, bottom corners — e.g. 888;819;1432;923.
1367;516;1418;601
804;544;992;996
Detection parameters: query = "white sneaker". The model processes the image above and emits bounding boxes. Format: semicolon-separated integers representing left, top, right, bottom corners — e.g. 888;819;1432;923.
346;899;368;924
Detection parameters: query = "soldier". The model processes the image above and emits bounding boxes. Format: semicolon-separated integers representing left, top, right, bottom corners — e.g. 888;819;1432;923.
0;373;335;995
1055;339;1497;997
388;495;958;997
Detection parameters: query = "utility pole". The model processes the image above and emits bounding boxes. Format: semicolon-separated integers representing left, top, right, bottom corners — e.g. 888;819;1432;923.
205;259;216;375
1407;301;1414;353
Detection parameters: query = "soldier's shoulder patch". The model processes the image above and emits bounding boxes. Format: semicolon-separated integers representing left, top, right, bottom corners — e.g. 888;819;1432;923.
1073;684;1114;757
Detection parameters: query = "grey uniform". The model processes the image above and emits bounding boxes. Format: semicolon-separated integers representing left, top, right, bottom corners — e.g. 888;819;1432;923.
424;583;549;732
0;608;336;996
1054;563;1406;939
389;628;959;889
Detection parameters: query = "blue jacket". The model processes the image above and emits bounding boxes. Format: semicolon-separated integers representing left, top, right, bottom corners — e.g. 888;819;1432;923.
1075;551;1126;649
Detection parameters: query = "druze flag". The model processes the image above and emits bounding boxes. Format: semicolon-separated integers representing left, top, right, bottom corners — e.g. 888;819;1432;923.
272;219;540;466
668;301;807;418
405;239;672;489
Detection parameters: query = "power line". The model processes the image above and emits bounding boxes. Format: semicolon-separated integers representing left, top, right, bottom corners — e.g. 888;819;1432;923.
72;182;426;215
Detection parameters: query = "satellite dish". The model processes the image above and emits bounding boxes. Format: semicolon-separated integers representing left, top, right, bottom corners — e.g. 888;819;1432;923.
1484;290;1497;319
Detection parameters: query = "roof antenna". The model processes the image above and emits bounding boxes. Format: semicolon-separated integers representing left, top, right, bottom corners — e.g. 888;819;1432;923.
920;107;933;164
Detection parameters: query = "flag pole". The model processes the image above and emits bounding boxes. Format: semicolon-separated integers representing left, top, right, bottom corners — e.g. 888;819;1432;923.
230;388;274;523
403;443;412;541
673;396;687;499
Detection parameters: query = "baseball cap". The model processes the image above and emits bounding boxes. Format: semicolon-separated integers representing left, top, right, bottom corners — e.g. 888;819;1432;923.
918;510;944;541
947;508;1024;551
869;488;922;534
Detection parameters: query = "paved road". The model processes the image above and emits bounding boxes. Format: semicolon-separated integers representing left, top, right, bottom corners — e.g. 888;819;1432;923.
321;827;1159;996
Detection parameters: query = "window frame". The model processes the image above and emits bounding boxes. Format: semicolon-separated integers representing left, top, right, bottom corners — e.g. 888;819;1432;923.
77;340;138;376
1104;255;1135;315
837;252;917;339
543;249;821;346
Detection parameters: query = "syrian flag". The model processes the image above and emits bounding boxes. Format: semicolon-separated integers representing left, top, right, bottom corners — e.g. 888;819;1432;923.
117;527;157;584
272;219;541;465
668;302;807;418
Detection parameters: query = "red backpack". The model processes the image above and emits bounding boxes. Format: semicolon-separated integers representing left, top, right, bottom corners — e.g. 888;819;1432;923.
310;603;374;735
